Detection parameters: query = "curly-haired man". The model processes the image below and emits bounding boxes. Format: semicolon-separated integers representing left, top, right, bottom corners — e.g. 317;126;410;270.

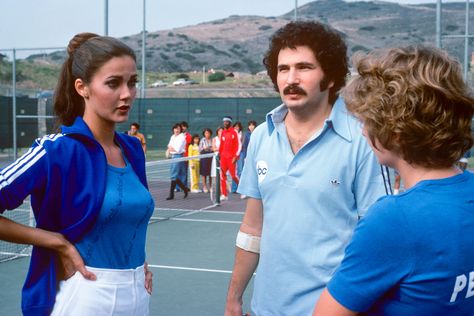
225;21;386;315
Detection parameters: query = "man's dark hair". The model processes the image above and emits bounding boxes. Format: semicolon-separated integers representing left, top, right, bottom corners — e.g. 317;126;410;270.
263;21;348;105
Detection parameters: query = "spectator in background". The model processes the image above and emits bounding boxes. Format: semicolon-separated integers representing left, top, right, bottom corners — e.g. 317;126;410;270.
178;121;192;190
313;46;474;316
231;121;243;194
188;134;201;193
238;120;257;199
219;116;240;201
166;123;189;200
242;121;257;159
212;126;223;153
199;128;213;193
128;122;147;153
210;126;223;182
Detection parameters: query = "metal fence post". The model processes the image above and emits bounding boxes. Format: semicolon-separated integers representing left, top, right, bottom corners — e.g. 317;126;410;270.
216;153;221;205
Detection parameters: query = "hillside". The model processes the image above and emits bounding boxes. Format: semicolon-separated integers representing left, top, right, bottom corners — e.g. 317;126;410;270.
1;0;473;92
118;0;474;73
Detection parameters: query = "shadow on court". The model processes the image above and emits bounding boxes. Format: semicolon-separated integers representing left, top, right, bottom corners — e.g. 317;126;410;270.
0;177;254;315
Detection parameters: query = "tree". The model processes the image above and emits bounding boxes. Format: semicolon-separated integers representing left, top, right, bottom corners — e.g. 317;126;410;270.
176;73;189;79
208;72;226;82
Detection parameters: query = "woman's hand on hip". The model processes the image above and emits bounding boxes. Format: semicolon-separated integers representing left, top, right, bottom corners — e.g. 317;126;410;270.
144;261;153;294
54;233;96;281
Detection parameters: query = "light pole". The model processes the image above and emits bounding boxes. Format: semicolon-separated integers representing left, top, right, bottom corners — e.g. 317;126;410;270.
294;0;298;21
104;0;109;36
141;0;146;99
436;0;441;48
463;0;470;80
12;49;17;160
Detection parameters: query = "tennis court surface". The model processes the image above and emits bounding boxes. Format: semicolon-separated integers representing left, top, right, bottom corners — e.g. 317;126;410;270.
0;160;254;315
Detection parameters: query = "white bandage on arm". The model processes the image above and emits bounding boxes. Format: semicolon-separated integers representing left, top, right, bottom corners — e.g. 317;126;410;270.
236;231;261;253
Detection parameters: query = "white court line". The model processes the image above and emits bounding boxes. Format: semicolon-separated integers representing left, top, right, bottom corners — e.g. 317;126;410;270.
155;207;196;212
199;210;245;215
200;204;220;211
150;216;241;224
0;251;30;257
154;208;245;215
175;210;200;218
148;264;232;274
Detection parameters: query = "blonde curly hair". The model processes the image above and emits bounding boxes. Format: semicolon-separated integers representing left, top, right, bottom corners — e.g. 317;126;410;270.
344;46;474;168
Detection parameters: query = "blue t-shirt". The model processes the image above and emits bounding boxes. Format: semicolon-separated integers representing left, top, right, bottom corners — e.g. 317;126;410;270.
75;159;154;269
328;171;474;315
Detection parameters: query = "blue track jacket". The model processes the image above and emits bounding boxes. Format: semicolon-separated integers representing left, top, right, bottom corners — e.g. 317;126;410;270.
0;117;148;316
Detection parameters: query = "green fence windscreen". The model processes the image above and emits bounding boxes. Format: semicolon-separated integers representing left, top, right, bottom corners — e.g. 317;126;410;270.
1;96;281;150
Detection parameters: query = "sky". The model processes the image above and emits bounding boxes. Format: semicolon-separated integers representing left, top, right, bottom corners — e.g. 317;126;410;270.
0;0;464;58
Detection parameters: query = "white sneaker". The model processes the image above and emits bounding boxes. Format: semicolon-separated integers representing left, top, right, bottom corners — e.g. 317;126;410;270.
220;195;228;201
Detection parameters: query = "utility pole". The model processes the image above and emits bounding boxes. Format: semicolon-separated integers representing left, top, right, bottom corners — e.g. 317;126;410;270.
294;0;298;21
141;0;146;99
104;0;109;36
436;0;441;48
463;0;470;80
12;49;17;160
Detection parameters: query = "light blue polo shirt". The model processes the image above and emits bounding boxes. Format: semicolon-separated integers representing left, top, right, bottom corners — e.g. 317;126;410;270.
238;98;385;315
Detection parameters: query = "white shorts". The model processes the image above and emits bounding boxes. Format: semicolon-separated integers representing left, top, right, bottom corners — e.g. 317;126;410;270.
51;265;150;316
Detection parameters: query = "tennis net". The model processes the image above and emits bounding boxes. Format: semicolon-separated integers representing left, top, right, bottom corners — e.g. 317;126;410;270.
146;152;222;216
0;152;223;262
0;201;34;262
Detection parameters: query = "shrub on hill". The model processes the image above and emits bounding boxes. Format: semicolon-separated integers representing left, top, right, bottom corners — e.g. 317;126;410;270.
359;26;376;32
176;73;190;79
208;72;226;82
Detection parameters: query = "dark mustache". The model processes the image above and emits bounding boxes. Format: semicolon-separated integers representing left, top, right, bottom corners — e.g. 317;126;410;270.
283;84;307;96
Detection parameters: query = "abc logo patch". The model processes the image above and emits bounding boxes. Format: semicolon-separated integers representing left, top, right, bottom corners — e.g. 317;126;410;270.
256;160;268;183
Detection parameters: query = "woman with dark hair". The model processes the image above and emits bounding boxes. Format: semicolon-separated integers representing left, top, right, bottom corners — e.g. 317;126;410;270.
314;46;474;315
199;128;213;193
0;33;153;315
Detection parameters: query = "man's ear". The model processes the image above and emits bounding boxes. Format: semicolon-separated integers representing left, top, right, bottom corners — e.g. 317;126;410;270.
320;76;334;91
74;78;89;99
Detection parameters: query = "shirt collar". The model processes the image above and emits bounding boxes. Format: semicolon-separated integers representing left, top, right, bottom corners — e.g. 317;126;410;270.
265;97;353;142
265;103;287;134
327;97;353;142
